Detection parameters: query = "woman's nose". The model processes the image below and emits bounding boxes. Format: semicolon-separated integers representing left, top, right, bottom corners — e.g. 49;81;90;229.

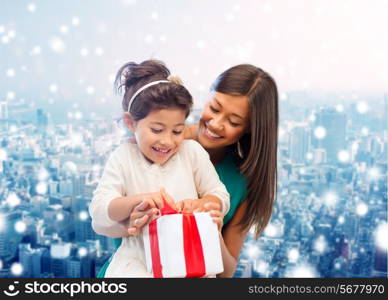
209;117;224;131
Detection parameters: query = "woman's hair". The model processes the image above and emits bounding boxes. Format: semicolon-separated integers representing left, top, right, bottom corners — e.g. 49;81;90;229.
212;64;278;238
115;59;193;121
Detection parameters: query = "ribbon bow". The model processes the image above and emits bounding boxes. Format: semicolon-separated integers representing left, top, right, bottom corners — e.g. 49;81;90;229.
148;199;206;278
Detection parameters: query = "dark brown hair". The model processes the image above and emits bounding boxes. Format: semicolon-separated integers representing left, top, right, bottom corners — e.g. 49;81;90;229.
115;60;192;121
212;64;279;238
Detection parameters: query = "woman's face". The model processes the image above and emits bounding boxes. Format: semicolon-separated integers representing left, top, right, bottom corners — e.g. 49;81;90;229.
198;91;250;150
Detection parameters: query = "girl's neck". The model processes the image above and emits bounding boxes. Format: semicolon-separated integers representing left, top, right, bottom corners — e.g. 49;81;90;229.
206;147;227;166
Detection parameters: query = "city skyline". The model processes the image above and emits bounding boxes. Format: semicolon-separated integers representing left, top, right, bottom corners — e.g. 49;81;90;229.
0;0;387;278
0;93;387;278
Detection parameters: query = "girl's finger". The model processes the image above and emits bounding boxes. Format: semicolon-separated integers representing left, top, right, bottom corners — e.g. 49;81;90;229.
131;214;149;229
181;201;189;213
127;227;136;235
160;188;177;210
130;208;155;221
176;201;183;212
142;197;156;209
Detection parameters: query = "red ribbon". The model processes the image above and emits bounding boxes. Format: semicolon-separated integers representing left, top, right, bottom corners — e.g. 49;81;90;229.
148;199;206;278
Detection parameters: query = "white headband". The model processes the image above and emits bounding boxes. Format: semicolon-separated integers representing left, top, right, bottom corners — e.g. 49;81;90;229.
127;80;169;113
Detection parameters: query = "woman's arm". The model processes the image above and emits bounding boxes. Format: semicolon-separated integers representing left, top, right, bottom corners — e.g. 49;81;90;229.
184;124;199;140
217;201;250;278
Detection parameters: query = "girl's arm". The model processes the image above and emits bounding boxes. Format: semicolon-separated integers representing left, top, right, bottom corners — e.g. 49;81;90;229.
217;201;250;277
92;219;130;238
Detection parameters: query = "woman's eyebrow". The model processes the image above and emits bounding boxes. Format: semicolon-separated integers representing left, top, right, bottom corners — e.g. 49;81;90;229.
214;98;223;107
214;98;244;120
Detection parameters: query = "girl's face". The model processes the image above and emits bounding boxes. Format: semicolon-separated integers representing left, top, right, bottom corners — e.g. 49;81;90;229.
198;91;250;150
128;108;186;165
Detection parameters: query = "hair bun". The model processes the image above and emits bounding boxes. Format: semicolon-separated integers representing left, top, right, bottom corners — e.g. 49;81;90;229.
167;75;183;85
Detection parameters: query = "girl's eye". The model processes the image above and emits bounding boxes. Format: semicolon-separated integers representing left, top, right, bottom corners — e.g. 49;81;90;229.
210;106;219;113
151;128;162;134
173;130;182;135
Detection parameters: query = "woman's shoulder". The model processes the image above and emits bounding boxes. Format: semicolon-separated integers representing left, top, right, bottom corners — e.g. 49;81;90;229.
216;153;247;186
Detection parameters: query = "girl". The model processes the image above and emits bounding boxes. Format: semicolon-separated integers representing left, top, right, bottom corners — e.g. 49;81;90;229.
95;63;278;278
89;60;230;277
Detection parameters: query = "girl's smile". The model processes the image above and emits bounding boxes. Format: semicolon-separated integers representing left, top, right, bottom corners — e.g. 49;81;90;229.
128;108;186;165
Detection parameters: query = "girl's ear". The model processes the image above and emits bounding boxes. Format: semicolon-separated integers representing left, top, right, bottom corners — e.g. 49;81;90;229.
122;112;137;132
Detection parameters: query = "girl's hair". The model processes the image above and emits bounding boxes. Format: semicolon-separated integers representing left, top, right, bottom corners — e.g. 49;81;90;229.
115;59;193;121
211;64;279;238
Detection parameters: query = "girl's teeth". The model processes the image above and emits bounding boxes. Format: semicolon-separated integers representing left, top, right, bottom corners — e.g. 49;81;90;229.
154;147;169;153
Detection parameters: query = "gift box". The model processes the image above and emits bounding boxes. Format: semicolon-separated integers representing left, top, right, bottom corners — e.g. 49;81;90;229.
142;201;223;278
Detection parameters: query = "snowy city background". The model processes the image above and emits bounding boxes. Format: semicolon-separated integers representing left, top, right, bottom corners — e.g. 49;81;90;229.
0;0;387;278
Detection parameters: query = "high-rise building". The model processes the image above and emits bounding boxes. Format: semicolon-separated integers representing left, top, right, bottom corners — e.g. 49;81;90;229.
36;109;48;133
0;211;23;262
0;101;9;132
312;107;346;163
50;243;71;277
289;124;309;163
18;243;33;277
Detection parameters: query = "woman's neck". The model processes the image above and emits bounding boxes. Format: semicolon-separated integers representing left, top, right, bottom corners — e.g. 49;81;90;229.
206;147;227;166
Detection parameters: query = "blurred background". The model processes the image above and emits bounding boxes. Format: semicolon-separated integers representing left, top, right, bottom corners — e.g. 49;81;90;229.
0;0;387;278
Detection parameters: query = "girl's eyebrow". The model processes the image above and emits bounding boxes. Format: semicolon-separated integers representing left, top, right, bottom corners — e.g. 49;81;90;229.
150;121;185;127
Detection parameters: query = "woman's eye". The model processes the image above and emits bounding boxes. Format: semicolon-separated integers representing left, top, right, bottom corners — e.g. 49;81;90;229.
210;106;219;113
230;121;240;127
151;128;162;134
173;130;182;135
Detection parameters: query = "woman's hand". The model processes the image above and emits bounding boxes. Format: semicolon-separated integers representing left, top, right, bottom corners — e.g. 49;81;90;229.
204;202;224;231
183;124;199;140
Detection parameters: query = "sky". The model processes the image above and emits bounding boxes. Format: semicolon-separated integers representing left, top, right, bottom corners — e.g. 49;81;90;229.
0;0;387;120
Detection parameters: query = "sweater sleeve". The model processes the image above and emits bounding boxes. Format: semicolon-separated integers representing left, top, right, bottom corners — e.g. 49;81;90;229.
186;141;230;216
89;148;126;228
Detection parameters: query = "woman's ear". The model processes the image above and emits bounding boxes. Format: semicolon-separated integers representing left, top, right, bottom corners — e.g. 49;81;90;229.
122;112;137;132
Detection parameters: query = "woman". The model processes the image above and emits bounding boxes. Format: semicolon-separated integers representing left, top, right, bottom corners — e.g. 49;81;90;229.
93;63;278;277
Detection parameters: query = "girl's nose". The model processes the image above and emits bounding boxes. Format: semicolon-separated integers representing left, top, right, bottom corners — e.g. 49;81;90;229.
160;133;173;147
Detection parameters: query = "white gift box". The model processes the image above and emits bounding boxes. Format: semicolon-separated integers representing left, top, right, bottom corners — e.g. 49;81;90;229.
143;212;224;278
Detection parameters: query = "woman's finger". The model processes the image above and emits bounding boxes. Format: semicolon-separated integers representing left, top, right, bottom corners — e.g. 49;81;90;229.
209;210;222;217
204;202;221;212
212;217;223;231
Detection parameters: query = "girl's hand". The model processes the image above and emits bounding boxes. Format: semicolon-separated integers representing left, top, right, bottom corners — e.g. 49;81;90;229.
127;200;159;236
176;197;222;213
176;200;223;231
132;188;177;212
127;188;177;235
176;199;202;213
